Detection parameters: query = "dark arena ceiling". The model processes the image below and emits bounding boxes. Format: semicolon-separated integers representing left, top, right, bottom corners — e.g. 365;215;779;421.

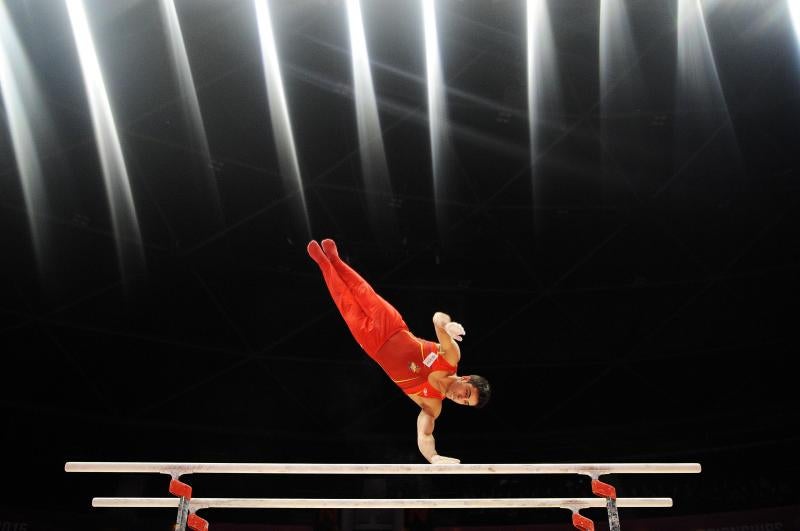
0;0;798;529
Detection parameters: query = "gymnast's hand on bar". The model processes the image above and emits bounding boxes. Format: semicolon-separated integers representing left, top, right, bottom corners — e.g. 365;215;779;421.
430;454;461;464
444;322;465;342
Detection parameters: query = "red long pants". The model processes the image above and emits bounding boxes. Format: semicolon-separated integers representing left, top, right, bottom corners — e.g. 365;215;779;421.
311;249;408;358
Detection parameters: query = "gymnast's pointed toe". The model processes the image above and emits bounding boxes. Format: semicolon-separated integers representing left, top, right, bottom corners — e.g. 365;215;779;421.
307;240;327;264
321;238;340;259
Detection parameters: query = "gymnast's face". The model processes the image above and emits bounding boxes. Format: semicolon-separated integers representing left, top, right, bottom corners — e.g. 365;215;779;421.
446;377;479;407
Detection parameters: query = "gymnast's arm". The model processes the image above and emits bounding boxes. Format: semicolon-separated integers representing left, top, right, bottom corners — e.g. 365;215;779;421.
432;312;463;362
417;408;460;464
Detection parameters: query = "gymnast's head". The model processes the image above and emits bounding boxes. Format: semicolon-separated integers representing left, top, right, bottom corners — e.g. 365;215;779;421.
445;375;491;408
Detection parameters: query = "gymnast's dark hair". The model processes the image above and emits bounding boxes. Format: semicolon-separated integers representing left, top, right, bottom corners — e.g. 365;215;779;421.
469;375;491;408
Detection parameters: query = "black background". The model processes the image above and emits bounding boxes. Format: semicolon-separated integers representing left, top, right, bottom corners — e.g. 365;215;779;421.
1;0;798;529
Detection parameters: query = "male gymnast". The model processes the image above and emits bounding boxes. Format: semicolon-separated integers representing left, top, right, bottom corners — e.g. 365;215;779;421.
307;239;490;464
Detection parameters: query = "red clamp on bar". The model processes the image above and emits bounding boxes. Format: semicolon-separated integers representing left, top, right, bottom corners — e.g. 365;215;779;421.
188;513;209;531
591;478;617;500
572;512;595;531
169;478;193;499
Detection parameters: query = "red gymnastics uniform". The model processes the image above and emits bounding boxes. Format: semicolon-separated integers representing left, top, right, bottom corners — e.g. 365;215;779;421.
308;242;457;400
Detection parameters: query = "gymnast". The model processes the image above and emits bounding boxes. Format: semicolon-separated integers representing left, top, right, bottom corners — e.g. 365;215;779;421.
307;239;491;464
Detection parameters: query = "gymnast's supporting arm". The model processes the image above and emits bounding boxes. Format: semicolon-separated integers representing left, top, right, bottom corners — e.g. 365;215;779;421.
417;409;460;464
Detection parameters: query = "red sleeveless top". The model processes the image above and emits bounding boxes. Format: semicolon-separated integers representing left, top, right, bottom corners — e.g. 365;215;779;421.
372;330;457;400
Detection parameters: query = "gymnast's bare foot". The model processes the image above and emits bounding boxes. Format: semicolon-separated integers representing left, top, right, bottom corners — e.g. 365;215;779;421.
307;240;327;265
321;239;340;260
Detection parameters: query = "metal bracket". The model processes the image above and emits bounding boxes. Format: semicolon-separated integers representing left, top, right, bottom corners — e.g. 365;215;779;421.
591;477;620;531
169;477;193;531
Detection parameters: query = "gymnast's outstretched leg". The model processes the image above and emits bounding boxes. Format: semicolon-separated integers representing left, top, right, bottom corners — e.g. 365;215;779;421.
308;240;407;356
320;239;371;291
321;239;406;327
307;240;375;353
321;239;407;343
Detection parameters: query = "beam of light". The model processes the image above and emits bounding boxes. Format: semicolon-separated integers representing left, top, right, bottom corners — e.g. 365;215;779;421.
65;0;144;279
599;0;641;111
345;0;397;240
790;0;800;42
254;0;310;240
598;0;647;195
158;0;224;229
665;0;742;197
676;0;728;112
526;0;559;163
526;0;559;233
739;2;793;40
422;0;450;231
0;2;52;272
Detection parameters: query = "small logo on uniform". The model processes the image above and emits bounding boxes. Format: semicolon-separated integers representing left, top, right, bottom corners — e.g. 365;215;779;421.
422;387;429;396
409;362;420;374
